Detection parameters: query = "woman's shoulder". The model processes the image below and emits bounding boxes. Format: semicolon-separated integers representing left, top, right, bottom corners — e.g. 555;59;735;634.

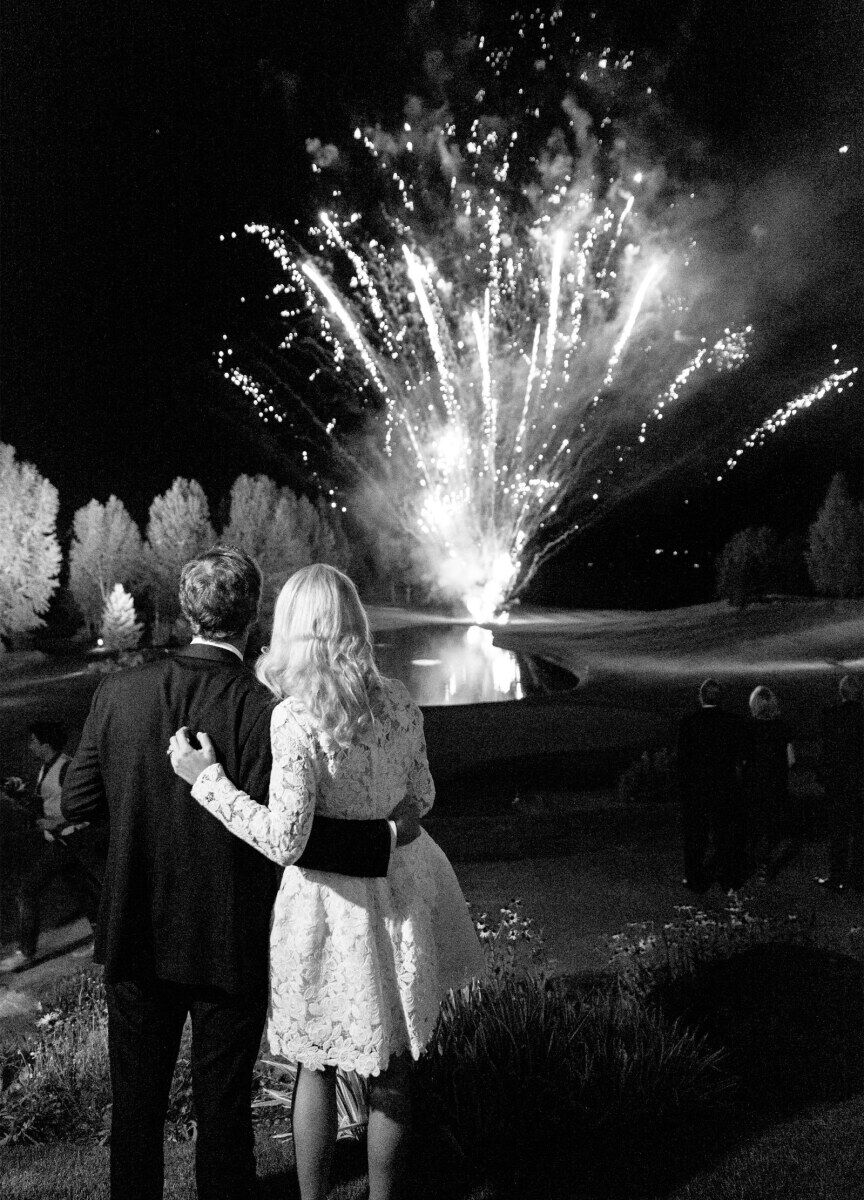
375;675;423;727
271;695;314;736
376;674;414;707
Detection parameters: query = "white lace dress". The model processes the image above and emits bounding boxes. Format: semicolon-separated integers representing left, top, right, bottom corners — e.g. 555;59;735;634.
191;676;485;1075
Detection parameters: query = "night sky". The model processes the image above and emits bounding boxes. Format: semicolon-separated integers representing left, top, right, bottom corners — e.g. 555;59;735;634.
2;0;861;605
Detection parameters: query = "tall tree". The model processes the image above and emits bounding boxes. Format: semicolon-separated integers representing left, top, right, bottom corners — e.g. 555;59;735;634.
145;478;215;623
69;495;145;631
806;473;864;598
222;474;347;616
222;474;280;561
0;443;61;644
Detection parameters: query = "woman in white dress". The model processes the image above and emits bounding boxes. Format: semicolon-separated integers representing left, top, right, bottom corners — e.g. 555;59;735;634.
169;564;484;1200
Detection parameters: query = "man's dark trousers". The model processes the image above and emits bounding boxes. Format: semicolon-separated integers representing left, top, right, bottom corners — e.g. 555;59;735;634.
679;788;709;890
827;767;864;888
106;976;267;1200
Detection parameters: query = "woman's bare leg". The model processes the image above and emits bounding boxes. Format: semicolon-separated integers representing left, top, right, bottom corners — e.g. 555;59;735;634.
292;1064;337;1200
367;1053;412;1200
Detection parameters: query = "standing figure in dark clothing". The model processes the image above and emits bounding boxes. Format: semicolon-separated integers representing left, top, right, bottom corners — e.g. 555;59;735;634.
676;678;745;891
741;686;796;879
59;546;421;1200
816;674;864;892
0;722;105;974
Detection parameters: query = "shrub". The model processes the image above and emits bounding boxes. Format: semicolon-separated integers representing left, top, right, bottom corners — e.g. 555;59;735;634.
0;972;110;1145
99;584;143;653
606;892;864;998
413;972;731;1193
715;526;778;607
0;971;196;1146
608;897;785;998
617;748;675;804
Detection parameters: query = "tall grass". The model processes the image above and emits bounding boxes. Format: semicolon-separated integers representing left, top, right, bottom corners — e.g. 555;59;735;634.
0;973;111;1145
414;971;732;1191
0;970;197;1145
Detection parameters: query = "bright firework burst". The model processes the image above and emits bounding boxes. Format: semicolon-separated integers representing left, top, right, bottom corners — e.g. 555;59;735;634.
218;162;748;618
215;14;853;620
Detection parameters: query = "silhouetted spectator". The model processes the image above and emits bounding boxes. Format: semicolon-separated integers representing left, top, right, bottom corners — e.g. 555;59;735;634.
742;686;797;879
0;723;106;973
676;678;745;891
816;674;863;892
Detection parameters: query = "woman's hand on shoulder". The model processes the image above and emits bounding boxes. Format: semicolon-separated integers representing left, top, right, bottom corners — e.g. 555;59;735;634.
168;727;219;785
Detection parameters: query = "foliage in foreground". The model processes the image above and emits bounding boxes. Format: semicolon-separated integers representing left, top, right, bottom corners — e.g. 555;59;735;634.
3;898;861;1198
414;972;731;1194
606;891;864;996
0;971;196;1146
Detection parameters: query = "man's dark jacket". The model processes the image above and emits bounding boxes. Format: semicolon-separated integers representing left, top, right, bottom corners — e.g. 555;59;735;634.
820;699;864;791
61;644;391;994
676;705;744;802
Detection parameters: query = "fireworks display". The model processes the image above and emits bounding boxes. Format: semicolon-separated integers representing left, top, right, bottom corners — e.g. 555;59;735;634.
216;9;856;620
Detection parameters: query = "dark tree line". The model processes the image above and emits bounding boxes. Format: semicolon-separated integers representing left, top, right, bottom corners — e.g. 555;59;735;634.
716;473;863;607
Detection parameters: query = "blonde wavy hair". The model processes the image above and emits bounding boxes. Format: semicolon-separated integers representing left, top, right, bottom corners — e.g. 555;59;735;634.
749;685;780;720
256;564;382;751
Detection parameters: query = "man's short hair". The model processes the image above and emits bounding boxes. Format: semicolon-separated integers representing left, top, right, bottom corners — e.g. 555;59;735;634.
179;545;262;639
839;673;863;703
699;677;722;707
29;721;66;752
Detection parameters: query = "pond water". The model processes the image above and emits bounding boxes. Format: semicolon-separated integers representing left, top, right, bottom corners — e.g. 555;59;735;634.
373;624;578;707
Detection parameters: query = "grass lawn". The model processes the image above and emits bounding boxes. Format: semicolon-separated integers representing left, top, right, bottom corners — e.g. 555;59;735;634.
0;1132;494;1200
665;1095;864;1200
3;1096;862;1199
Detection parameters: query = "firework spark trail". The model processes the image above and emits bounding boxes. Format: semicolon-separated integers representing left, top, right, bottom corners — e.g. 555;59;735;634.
544;230;565;368
638;328;752;442
301;260;391;399
717;367;858;481
402;246;458;418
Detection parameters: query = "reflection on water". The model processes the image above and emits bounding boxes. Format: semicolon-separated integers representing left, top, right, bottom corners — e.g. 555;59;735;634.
373;625;577;706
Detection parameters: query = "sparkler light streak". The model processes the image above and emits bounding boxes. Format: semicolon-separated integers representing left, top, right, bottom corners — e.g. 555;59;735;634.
217;16;852;620
717;367;858;481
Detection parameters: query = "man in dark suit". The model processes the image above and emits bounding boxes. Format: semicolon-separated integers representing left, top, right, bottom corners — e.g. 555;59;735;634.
816;673;863;892
61;546;418;1200
676;678;745;891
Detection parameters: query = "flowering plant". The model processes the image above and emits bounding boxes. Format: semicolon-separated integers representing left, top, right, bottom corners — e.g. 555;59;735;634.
473;898;548;981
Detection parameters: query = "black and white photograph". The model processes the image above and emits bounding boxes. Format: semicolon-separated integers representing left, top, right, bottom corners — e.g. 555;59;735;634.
1;2;862;1197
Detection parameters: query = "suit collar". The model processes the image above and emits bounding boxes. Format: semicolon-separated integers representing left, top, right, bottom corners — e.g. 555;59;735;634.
173;643;249;671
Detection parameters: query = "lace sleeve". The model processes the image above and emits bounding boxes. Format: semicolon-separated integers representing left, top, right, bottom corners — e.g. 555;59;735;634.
190;705;318;866
405;697;435;817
